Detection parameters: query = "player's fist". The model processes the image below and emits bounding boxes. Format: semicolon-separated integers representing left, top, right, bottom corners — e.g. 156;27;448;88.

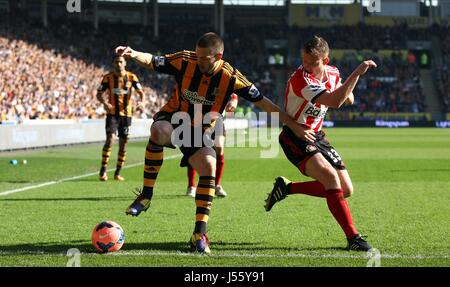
355;60;377;76
103;103;113;113
115;46;135;59
136;101;146;110
291;124;316;142
225;93;238;112
225;100;237;112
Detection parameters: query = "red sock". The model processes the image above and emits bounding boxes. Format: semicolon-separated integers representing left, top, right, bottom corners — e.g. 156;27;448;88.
289;181;327;197
215;153;225;186
188;166;196;188
325;189;358;239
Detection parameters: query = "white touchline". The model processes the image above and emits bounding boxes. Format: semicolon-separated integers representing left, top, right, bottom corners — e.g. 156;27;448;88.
0;250;448;260
0;153;182;197
0;134;263;197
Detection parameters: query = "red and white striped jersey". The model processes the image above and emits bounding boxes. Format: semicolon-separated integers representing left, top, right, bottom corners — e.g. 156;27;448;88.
284;65;341;132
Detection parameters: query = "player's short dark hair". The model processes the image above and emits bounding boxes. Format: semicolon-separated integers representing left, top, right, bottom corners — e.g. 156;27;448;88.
303;36;329;57
196;32;224;54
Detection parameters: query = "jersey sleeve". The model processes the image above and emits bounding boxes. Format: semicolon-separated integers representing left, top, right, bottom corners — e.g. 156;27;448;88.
97;75;109;92
131;73;143;91
151;51;190;76
232;69;263;103
300;82;327;103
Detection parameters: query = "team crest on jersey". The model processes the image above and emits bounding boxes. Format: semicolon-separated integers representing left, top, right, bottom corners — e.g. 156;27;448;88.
154;56;165;67
306;145;317;152
249;84;260;99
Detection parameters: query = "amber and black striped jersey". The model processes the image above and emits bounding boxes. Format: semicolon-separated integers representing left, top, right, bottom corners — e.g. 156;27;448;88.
98;71;143;117
150;50;263;121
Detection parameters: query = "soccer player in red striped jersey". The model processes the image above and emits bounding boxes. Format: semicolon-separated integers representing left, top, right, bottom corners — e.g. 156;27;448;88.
264;36;377;252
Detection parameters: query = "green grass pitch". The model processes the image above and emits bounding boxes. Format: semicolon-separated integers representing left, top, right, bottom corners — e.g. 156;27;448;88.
0;128;449;267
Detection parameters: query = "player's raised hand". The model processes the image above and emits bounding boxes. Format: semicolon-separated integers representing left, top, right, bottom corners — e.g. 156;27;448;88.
115;46;135;59
136;101;146;110
355;60;377;76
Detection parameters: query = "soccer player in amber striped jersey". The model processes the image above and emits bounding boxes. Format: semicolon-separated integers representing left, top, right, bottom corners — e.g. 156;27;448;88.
96;55;145;181
264;36;377;251
115;32;310;254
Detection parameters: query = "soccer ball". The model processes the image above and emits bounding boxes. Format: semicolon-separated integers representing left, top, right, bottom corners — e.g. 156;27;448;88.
91;221;125;253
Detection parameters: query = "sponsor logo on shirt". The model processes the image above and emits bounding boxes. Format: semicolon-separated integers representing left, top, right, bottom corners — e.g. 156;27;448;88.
304;106;326;118
182;90;216;105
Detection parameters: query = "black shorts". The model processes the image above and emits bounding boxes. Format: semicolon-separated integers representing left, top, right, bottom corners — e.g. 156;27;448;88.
106;115;132;138
153;111;225;167
279;125;345;176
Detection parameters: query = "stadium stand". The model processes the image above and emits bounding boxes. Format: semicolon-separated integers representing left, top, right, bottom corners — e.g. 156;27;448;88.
436;25;450;113
0;3;446;123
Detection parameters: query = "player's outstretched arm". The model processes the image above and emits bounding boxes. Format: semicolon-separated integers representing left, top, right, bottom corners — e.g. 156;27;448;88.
254;96;316;142
136;89;146;109
115;46;154;70
96;91;112;112
316;60;377;109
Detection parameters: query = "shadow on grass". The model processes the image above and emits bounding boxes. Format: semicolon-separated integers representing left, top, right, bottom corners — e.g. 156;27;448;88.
0;240;347;256
1;180;33;184
0;241;192;255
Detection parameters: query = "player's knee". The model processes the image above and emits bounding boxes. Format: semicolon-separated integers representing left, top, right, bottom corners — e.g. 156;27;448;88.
200;163;215;176
215;146;224;156
119;139;127;150
342;185;353;198
150;125;171;145
192;159;216;176
105;136;114;146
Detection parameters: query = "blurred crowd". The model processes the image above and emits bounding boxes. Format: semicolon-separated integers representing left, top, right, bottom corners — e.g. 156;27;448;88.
0;12;446;123
0;14;173;122
436;27;450;112
326;50;426;120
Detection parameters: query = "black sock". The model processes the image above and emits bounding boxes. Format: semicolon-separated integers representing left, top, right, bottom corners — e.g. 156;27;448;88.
194;221;207;234
100;166;106;175
142;187;153;199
